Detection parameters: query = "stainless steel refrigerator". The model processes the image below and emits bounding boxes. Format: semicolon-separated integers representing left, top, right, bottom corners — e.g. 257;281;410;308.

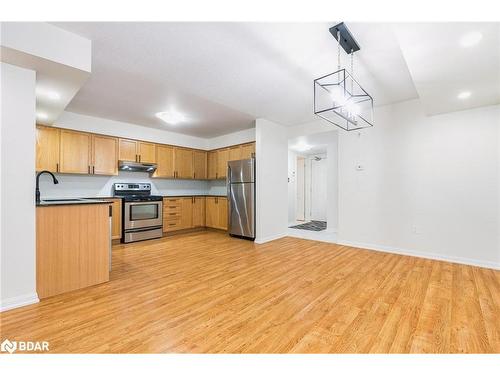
227;158;255;240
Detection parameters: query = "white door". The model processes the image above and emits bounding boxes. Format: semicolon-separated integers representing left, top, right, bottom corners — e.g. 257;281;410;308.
310;157;327;221
296;157;305;221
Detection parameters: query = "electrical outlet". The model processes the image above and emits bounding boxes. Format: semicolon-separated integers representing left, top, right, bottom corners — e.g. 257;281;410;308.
355;164;364;171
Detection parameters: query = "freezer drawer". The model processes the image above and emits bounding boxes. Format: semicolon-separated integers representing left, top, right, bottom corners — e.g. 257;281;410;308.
229;182;255;238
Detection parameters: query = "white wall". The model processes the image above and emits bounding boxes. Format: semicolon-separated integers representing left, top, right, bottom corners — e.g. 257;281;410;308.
0;63;38;311
336;100;499;269
255;118;288;243
208;127;256;149
1;22;92;72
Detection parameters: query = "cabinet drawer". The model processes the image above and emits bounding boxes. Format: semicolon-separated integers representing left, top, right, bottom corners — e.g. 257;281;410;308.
164;218;181;232
163;211;181;219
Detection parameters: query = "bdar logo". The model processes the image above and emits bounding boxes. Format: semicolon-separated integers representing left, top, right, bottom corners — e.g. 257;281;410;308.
1;339;17;354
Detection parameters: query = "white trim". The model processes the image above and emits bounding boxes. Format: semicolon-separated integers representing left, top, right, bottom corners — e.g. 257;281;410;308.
254;233;287;244
0;293;39;312
337;240;500;270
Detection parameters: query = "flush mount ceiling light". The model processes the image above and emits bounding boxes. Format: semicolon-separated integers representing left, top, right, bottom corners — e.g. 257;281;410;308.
460;31;483;47
457;91;471;100
36;112;48;120
36;88;61;101
314;22;374;131
155;110;185;125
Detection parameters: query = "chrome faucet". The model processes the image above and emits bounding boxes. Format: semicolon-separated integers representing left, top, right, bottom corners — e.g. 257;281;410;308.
35;170;59;203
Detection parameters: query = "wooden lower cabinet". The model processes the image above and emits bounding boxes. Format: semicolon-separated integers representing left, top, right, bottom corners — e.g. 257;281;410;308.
109;198;122;240
192;197;206;227
205;196;228;230
36;204;110;299
162;196;226;233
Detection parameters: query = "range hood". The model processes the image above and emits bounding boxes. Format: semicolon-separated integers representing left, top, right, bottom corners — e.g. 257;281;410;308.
118;160;157;173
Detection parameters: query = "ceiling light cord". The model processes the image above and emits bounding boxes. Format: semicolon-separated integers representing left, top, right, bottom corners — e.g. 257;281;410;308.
337;30;341;70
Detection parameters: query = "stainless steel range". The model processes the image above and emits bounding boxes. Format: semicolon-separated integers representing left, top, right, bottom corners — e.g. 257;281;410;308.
113;183;163;243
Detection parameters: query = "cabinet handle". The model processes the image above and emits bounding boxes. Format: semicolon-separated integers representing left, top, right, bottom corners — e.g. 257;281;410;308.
56;163;59;173
194;172;196;179
88;165;90;174
169;213;176;216
92;166;95;174
216;172;218;179
139;155;141;162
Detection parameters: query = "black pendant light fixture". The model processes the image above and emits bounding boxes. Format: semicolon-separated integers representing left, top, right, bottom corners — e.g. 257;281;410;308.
313;22;374;131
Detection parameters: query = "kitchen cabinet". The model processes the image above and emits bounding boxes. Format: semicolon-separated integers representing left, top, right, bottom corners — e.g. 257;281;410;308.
180;198;193;229
163;198;182;232
119;139;156;163
118;138;137;162
228;145;242;162
138;142;156;163
207;151;218;179
109;198;122;240
92;134;118;175
154;145;175;178
36;203;110;299
174;148;193;179
59;129;92;174
216;148;229;179
206;196;228;230
36;125;60;173
193;150;207;179
192;197;206;227
240;142;256;159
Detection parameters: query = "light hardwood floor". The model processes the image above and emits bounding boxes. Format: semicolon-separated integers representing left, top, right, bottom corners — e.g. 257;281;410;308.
1;231;499;353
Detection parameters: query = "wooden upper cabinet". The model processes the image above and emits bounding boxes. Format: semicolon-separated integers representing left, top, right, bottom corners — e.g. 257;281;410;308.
154;145;175;178
192;197;206;227
138;142;156;163
207;151;217;179
193;150;207;179
92;135;118;175
119;139;138;162
59;130;91;174
217;148;229;179
228;146;242;162
36;125;60;173
174;147;193;179
241;142;256;159
119;139;155;163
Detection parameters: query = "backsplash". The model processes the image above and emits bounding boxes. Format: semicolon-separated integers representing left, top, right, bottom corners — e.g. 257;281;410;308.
37;171;228;198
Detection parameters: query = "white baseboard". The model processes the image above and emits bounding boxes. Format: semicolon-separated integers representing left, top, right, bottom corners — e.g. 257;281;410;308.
0;293;39;312
255;233;287;244
337;239;500;270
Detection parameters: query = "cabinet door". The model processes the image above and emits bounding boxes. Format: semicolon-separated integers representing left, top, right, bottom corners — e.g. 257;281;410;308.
92;135;118;175
119;139;138;162
241;142;256;159
59;130;91;174
138;142;156;163
36;125;60;173
174;148;193;179
193;150;207;179
110;199;122;239
154;145;175;178
192;197;206;227
218;197;228;230
179;198;193;230
207;151;218;179
217;148;229;179
205;197;218;228
228;145;242;161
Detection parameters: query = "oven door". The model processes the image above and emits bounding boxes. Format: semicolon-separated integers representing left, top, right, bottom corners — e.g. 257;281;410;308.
124;201;162;230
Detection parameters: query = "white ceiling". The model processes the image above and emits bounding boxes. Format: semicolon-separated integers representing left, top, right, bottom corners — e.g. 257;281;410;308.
394;22;500;115
51;22;499;138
